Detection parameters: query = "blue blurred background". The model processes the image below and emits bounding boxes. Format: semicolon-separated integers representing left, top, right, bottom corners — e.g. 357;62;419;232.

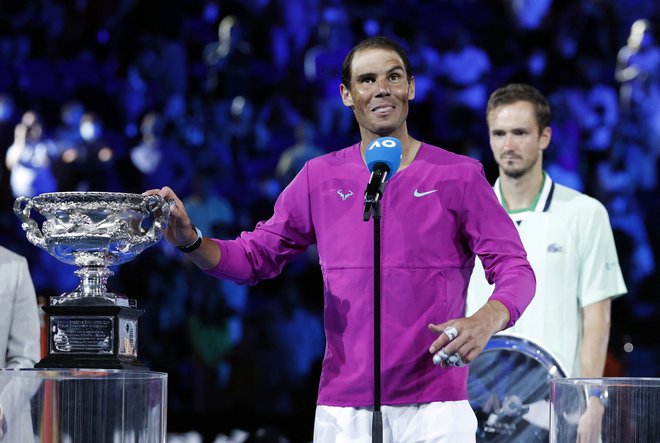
0;0;659;441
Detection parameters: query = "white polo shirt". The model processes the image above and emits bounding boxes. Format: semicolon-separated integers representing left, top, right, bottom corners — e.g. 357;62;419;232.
466;174;627;377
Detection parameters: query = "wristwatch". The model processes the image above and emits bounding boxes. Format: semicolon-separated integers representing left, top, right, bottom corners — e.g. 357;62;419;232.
589;385;609;407
177;225;203;253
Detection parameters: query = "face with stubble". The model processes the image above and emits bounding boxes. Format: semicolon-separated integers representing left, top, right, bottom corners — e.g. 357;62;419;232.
488;100;551;179
340;48;415;138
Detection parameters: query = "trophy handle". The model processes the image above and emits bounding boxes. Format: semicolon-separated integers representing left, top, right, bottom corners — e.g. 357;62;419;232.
13;196;48;250
137;195;171;246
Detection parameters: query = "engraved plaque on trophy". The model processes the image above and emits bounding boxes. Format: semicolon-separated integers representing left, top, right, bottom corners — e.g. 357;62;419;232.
14;192;169;369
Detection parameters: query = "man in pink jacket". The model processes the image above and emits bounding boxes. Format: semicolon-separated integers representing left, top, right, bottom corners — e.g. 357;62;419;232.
147;36;535;442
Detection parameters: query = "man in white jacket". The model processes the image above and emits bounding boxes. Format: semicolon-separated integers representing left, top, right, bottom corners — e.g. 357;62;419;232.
0;244;41;441
467;83;627;443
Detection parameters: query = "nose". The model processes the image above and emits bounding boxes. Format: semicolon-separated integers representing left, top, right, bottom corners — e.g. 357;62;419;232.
501;134;515;151
376;78;390;95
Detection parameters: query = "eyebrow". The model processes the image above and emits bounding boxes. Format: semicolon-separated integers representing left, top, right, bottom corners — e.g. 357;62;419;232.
490;127;531;134
354;65;405;82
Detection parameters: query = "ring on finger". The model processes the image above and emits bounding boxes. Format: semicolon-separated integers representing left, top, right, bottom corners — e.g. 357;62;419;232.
432;350;449;366
443;326;458;341
448;352;465;367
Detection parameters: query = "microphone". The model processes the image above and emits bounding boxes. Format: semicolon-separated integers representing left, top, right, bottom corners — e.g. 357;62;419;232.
363;137;402;221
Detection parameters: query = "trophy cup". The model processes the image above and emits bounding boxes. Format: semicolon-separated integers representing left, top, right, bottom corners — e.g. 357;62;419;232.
14;192;170;369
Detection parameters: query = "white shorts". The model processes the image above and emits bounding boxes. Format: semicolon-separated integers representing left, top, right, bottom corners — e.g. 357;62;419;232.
313;401;477;443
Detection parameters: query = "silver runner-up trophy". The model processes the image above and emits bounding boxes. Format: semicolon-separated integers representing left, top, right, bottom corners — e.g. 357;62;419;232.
14;192;170;369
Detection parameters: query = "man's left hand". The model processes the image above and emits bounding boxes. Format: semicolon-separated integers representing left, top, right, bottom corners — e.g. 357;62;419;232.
428;299;510;367
576;396;604;443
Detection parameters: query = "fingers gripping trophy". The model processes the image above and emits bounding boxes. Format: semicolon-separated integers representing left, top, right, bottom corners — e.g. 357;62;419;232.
14;192;170;369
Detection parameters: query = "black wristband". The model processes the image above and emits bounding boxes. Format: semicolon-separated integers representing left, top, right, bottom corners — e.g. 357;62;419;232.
177;225;203;253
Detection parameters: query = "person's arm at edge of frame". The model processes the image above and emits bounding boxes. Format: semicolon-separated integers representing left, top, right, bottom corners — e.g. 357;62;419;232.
576;197;625;440
143;186;221;270
6;255;40;368
578;200;623;378
581;299;612;378
576;299;611;442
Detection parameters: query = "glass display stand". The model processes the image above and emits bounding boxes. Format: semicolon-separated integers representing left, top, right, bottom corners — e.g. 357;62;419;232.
0;368;167;442
550;377;660;442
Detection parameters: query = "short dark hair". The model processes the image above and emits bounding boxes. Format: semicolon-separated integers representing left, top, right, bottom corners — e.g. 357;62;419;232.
486;83;552;130
341;36;413;90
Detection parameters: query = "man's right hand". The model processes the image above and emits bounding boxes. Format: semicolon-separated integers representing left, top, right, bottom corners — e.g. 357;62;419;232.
143;187;222;270
143;187;197;248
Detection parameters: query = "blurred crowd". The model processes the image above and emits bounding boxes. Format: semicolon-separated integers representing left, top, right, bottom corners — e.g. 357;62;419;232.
0;0;659;441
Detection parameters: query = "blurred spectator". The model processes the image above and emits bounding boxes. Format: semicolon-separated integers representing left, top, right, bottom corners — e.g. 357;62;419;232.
269;0;320;74
407;33;442;106
275;120;324;188
121;41;153;134
435;28;491;148
268;275;324;392
438;29;491;113
181;1;223;64
616;18;660;114
303;9;354;140
202;95;252;191
554;0;618;71
580;83;619;154
0;95;16;152
184;175;236;239
405;33;443;139
251;92;303;181
130;111;194;196
52;100;85;157
186;273;238;414
545;89;584;191
0;2;34;62
203;15;259;99
561;82;619;190
0;94;17;240
52;112;122;191
5;111;58;198
595;164;655;287
504;0;554;31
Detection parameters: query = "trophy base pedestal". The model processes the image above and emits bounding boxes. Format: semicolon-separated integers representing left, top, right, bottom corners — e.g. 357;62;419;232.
35;354;145;370
39;303;145;370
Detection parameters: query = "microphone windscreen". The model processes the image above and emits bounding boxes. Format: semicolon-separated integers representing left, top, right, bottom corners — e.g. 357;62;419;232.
365;137;402;180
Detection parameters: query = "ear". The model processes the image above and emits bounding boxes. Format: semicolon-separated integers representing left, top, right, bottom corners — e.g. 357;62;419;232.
340;84;354;108
408;76;416;101
539;126;551;151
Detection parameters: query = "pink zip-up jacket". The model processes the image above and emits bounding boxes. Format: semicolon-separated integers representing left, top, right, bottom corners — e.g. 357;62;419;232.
205;142;535;406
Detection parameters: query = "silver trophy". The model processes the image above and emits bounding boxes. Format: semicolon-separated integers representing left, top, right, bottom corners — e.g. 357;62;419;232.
14;191;170;369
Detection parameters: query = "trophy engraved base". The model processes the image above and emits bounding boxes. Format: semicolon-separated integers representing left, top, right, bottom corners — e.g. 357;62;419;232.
36;303;145;370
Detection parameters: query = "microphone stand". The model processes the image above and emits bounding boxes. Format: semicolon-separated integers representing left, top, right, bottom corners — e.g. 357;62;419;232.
364;169;387;443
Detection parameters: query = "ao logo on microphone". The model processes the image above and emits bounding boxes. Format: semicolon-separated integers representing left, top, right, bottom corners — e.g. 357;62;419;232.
365;136;402;179
367;137;399;151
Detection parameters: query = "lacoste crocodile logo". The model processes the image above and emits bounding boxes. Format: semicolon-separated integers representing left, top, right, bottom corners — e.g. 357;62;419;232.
547;243;564;253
